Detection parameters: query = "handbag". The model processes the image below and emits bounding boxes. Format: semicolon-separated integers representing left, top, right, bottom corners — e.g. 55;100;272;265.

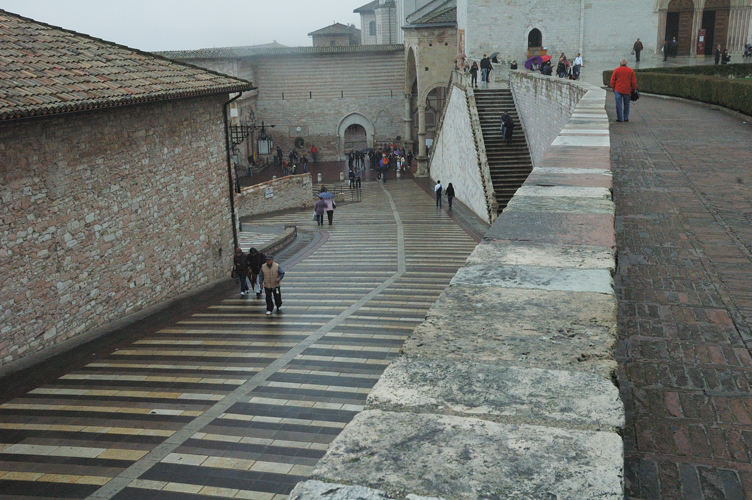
312;211;318;220
630;90;641;102
332;201;337;210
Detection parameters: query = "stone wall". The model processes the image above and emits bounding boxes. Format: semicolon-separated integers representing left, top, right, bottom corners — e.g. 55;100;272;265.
510;71;587;166
429;81;493;224
291;78;623;500
251;49;405;160
0;95;234;366
235;174;315;218
463;0;659;63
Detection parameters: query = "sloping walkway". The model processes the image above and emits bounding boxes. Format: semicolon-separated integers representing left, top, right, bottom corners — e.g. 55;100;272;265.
611;95;752;499
0;180;480;500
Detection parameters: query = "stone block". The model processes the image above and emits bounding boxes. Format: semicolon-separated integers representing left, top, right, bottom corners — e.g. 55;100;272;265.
485;212;616;249
503;195;615;215
402;286;617;378
464;241;615;271
367;357;624;430
451;265;614;294
514;186;612;200
312;410;624;500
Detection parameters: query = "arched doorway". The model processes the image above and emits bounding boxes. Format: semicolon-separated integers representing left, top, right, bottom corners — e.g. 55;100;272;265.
424;86;447;141
665;0;695;56
344;124;367;151
702;0;730;54
527;28;543;58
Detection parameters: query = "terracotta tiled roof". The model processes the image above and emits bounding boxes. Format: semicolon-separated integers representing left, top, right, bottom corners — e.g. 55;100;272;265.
0;10;255;121
156;42;288;60
160;44;404;60
308;23;360;37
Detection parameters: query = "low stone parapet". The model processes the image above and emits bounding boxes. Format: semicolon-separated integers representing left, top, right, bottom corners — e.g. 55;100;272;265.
291;75;621;499
235;173;314;219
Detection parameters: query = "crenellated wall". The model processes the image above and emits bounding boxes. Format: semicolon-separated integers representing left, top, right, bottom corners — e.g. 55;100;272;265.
289;73;623;500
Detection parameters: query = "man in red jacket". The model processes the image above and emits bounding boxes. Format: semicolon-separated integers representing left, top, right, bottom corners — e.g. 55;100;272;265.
610;58;638;122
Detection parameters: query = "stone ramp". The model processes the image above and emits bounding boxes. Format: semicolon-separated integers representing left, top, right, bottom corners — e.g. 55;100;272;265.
292;75;622;500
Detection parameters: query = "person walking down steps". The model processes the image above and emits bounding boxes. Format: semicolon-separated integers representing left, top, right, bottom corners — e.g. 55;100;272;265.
445;183;455;209
260;255;285;315
435;180;443;208
233;247;250;296
247;247;265;298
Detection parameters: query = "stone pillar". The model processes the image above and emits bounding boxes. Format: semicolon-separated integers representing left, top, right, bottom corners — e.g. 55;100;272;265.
690;9;703;56
416;103;428;177
403;94;414;153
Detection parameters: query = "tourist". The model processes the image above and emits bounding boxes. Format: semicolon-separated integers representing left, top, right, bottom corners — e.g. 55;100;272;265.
445;182;455;209
662;40;668;61
434;180;443;208
610;58;637;123
715;44;722;64
573;53;583;80
247;247;265;298
380;154;389;183
541;61;553;76
500;111;514;144
233;247;250;296
349;167;356;188
480;55;492;86
310;144;318;163
470;61;479;87
556;55;568;78
354;165;362;188
276;146;283;165
314;197;327;226
510;60;518;70
301;155;308;173
407;150;414;169
324;195;336;224
722;49;731;64
633;38;643;62
670;37;678;57
260;255;285;315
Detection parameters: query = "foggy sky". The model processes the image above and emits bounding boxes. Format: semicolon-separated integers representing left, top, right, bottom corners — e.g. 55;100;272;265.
0;0;363;51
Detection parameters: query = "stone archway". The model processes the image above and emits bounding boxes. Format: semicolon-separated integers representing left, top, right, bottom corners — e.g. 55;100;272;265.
338;113;374;157
665;0;696;55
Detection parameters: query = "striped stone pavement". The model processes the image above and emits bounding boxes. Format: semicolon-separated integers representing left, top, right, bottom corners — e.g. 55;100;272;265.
0;179;481;500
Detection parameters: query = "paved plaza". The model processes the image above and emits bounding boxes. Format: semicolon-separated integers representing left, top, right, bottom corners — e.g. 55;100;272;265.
612;95;752;499
0;180;480;500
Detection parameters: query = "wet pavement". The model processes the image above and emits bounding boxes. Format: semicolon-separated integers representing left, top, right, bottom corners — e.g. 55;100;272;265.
611;93;752;499
0;178;482;500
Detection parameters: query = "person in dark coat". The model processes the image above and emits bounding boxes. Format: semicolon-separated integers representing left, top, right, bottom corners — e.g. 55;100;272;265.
541;61;553;76
670;37;678;57
510;61;518;70
470;61;479;87
480;55;492;85
445;183;455;209
662;40;669;61
722;49;731;64
247;247;266;298
633;38;643;62
500;111;515;144
715;45;722;65
233;247;250;296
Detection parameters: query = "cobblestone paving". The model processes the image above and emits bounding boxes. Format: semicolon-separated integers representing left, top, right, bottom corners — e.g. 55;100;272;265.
0;180;480;500
611;95;752;499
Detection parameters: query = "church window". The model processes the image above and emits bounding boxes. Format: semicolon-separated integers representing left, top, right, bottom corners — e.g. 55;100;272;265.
528;29;542;48
369;21;376;36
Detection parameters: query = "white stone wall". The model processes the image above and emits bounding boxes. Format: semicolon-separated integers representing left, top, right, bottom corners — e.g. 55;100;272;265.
462;0;659;63
360;14;377;44
429;85;490;223
236;174;315;218
509;71;586;166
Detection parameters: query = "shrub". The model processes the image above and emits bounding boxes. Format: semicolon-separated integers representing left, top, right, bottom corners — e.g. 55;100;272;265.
602;68;752;116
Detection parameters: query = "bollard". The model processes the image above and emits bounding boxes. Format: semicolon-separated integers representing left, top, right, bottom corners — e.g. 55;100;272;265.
340;172;345;181
273;176;276;180
396;170;401;178
317;173;322;183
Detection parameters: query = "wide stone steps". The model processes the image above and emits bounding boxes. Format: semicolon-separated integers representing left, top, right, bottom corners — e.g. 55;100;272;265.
473;89;533;214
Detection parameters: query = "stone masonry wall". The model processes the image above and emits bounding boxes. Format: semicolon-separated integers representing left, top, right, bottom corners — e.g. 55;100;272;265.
0;95;234;366
510;71;586;167
235;174;314;218
291;74;623;500
429;83;491;223
252;50;405;161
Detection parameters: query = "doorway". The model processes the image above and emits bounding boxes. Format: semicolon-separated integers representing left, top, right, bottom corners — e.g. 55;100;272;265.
344;124;367;151
665;0;694;56
703;0;730;53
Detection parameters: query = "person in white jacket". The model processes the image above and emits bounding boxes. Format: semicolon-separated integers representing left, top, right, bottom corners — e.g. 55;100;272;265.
573;53;583;80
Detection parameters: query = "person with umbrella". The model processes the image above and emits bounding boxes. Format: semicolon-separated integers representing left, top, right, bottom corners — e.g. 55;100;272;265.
318;191;336;225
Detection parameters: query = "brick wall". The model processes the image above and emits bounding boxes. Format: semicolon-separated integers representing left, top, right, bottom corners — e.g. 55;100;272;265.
0;95;234;366
235;174;315;218
509;71;586;166
429;84;493;223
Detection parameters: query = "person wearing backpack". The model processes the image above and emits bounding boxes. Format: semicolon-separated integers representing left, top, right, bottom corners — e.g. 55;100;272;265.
434;180;443;208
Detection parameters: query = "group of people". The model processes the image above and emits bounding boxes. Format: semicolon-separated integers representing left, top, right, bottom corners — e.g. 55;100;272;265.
433;180;455;209
276;147;310;176
314;186;336;225
233;247;285;315
467;54;495;87
537;52;582;80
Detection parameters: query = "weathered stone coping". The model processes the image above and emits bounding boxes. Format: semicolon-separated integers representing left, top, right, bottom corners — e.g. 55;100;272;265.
292;74;621;499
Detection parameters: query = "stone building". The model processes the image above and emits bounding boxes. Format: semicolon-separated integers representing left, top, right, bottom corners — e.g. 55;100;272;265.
309;23;361;47
0;10;254;366
158;45;406;163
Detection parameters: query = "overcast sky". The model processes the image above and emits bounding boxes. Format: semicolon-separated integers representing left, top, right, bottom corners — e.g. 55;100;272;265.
0;0;363;51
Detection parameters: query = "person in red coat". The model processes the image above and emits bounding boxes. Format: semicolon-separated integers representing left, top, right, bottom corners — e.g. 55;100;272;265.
610;58;638;122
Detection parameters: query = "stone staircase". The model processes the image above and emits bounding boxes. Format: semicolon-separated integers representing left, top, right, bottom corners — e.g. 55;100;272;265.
474;88;533;213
